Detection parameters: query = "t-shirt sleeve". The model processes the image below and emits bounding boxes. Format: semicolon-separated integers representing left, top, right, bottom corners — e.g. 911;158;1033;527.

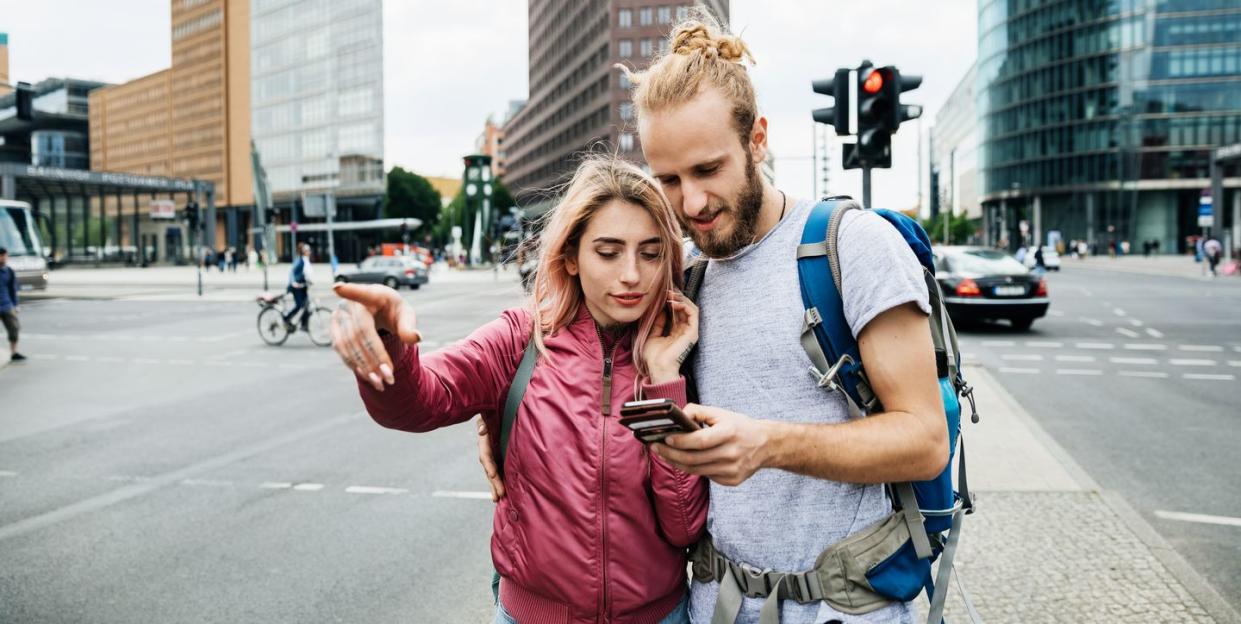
837;210;931;340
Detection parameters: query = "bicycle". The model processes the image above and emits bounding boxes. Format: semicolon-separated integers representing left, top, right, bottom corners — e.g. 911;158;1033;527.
255;291;332;347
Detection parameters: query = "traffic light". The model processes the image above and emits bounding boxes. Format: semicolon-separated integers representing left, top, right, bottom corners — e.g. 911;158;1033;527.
856;64;893;168
184;200;200;230
884;67;923;133
811;68;850;136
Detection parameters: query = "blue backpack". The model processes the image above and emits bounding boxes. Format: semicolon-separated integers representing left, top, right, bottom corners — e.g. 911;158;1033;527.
683;197;980;624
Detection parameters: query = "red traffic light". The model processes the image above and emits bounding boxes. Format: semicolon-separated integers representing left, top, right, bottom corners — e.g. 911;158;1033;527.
862;70;884;94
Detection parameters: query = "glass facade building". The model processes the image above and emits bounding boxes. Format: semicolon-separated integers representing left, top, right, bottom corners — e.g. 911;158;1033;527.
251;0;384;199
978;0;1241;252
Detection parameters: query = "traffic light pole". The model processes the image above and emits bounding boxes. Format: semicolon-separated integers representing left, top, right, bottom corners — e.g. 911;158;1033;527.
862;167;872;209
195;220;203;297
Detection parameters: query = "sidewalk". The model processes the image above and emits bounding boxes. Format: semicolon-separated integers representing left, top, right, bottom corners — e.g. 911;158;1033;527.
1068;253;1238;280
916;364;1240;623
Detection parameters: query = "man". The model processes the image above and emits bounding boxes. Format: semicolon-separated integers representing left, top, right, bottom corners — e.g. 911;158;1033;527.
481;15;946;624
0;248;26;362
1204;236;1222;277
284;243;314;331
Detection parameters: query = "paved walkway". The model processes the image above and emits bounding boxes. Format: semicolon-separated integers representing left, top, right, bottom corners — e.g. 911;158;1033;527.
915;365;1239;623
1069;254;1240;280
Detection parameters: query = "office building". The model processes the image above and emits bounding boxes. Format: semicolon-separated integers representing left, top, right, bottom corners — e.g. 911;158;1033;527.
978;0;1241;252
930;63;981;223
502;0;728;204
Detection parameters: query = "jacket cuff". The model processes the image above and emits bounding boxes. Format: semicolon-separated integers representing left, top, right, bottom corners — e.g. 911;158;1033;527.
641;377;687;408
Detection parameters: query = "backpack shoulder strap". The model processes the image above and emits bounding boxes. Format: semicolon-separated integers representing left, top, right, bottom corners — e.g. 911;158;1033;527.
498;336;538;476
796;198;875;412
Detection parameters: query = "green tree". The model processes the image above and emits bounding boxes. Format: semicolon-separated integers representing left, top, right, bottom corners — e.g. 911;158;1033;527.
922;212;979;245
383;167;442;236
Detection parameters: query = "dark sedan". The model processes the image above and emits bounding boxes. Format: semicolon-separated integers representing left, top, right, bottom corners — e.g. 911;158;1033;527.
933;246;1049;330
334;256;428;290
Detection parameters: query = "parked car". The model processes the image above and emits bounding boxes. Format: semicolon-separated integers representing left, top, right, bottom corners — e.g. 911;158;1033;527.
933;246;1049;330
1020;246;1061;271
335;256;428;289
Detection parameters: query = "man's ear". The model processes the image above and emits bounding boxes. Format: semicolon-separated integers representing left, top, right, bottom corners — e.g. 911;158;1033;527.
749;116;769;165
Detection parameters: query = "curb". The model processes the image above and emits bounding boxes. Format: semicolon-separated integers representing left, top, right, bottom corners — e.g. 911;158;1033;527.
972;365;1241;623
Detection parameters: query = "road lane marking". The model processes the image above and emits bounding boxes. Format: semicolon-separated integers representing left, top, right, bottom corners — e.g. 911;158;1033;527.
1001;354;1043;361
1079;317;1104;327
133;358;161;365
293;483;325;491
1113;308;1126;317
981;340;1016;347
168;359;194;365
432;490;492;500
94;356;124;363
1182;373;1235;381
30;354;58;360
1076;342;1114;350
0;412;359;543
1154;510;1241;527
181;478;235;487
65;355;89;362
1179;345;1223;352
1049;310;1064;317
259;482;293;489
1124;344;1167;351
1145;328;1164;338
1110;357;1158;365
1229;361;1241;368
1054;355;1096;363
1169;359;1216;367
1119;371;1169;379
1025;341;1063;348
346;485;407;495
1128;318;1143;327
1056;369;1103;376
0;470;17;477
1115;328;1141;338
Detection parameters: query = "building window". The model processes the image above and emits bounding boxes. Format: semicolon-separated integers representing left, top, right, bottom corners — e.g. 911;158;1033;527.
676;5;689;21
640;39;653;58
619;133;635;151
658;38;669;55
639;7;653;26
619;39;633;58
658;6;672;24
620;102;633;121
618;8;632;28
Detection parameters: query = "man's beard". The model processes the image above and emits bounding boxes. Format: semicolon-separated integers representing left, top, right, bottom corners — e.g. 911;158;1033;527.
686;153;764;258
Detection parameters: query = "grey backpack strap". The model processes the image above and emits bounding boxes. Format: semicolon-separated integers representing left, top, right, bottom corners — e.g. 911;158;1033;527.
498;338;538;475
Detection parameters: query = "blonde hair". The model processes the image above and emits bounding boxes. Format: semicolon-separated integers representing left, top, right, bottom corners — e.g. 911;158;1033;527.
619;11;757;147
526;157;683;380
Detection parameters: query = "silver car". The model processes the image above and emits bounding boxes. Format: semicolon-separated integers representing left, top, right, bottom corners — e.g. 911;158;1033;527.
335;256;429;290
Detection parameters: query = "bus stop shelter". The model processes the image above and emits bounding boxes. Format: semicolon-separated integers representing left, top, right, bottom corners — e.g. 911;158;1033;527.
0;163;214;265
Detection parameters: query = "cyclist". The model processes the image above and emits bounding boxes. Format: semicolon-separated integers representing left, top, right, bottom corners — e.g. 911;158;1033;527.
284;243;314;332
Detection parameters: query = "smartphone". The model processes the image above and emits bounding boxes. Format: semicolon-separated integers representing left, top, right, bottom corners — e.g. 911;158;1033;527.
619;398;700;444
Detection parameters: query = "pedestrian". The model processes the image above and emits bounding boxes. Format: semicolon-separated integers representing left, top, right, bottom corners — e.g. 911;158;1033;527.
1035;244;1046;273
1204;237;1223;277
332;157;706;624
474;16;948;623
0;248;26;362
246;245;258;271
226;246;237;272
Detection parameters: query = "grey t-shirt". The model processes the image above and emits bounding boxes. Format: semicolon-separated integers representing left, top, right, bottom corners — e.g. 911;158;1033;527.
688;198;930;624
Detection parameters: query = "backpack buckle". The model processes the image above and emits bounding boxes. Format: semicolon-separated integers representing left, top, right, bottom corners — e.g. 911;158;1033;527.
808;354;855;392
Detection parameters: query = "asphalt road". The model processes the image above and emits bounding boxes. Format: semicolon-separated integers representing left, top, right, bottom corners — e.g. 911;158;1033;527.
0;273;525;623
955;264;1241;614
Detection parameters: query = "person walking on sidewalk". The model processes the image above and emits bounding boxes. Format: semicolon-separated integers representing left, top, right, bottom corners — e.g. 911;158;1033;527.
331;158;707;624
0;248;26;362
283;244;314;332
1204;237;1222;277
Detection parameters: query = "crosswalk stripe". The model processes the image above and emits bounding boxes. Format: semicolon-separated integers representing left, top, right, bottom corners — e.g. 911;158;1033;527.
1154;510;1241;527
998;367;1040;374
1119;371;1169;379
346;486;407;495
1115;327;1140;338
1056;369;1103;376
1145;328;1164;338
1179;345;1223;352
1124;344;1166;351
1025;341;1063;348
1055;355;1096;363
1169;359;1216;367
1110;357;1157;365
1076;342;1114;350
1182;373;1235;381
1001;354;1043;361
432;490;492;500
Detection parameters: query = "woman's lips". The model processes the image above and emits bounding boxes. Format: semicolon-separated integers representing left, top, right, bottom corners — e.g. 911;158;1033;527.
611;293;644;306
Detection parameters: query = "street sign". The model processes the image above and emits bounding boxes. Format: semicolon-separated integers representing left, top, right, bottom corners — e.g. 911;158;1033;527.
149;199;176;220
1198;194;1213;227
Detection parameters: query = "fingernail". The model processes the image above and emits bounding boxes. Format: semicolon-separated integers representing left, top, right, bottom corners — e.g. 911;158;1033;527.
380;364;394;385
368;372;383;387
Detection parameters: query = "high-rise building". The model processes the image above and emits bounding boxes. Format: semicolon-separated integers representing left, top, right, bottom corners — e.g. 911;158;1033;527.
250;0;384;202
476;115;507;178
0;33;11;97
502;0;728;204
929;63;980;226
90;0;253;248
977;0;1241;252
0;78;107;168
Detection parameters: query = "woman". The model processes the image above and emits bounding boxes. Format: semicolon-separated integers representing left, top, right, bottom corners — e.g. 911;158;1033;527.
331;157;707;624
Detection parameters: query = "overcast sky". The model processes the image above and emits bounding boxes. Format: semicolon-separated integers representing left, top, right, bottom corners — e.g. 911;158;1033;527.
2;0;976;211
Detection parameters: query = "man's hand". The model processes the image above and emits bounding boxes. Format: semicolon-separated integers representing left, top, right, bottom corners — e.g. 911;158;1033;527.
651;404;772;487
476;417;506;501
330;282;421;392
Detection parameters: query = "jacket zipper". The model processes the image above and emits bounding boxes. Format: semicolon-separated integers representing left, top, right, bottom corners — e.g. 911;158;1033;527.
596;323;615;621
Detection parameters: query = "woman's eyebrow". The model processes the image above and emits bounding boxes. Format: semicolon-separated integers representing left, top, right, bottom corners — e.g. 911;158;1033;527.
590;237;664;245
